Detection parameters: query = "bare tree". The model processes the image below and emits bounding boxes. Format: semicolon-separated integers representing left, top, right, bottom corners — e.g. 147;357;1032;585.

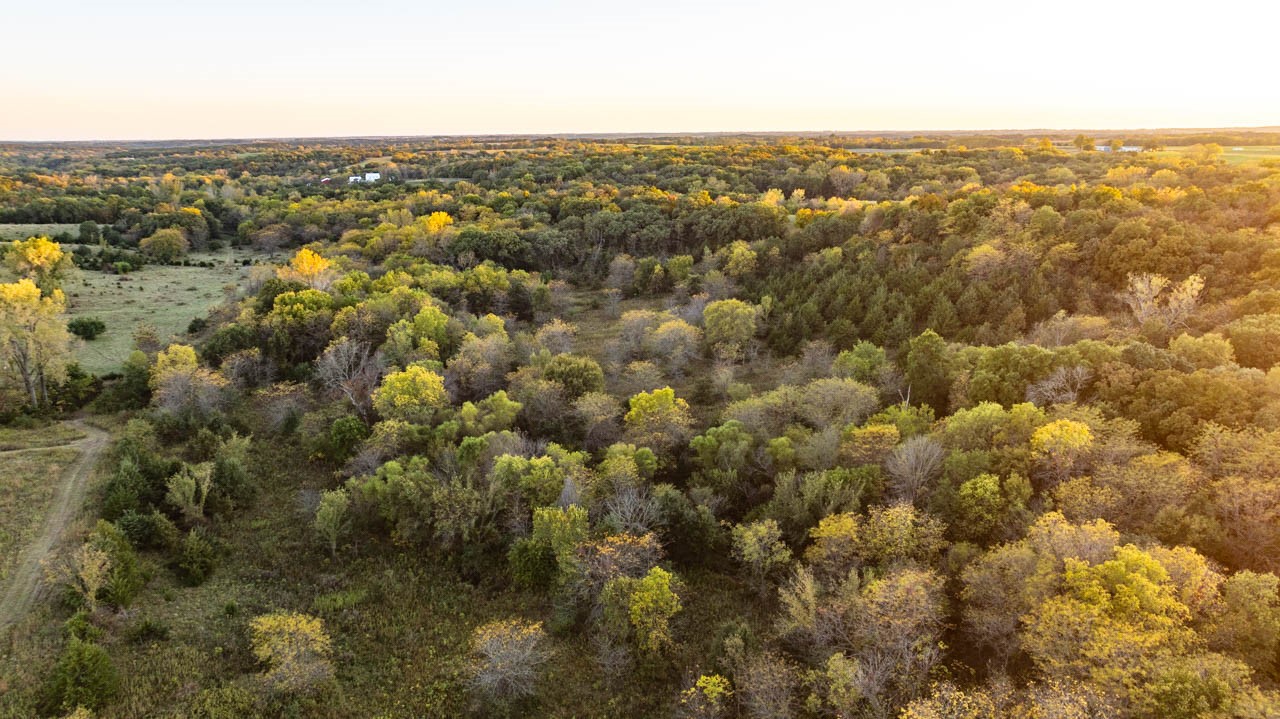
736;651;798;719
1027;365;1092;407
604;484;661;535
884;435;944;503
222;347;274;388
470;620;549;706
575;391;622;451
1120;273;1169;325
533;318;577;355
316;338;384;420
1160;274;1205;329
1120;272;1203;330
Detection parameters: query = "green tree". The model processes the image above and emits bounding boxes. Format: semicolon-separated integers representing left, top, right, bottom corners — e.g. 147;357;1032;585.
77;221;101;245
314;488;350;557
530;504;590;583
603;566;683;656
1225;314;1280;370
833;341;888;383
543;353;605;399
138;227;190;262
731;519;792;591
903;330;954;414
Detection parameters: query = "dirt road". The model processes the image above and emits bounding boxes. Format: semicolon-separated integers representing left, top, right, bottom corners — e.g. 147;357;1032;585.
0;420;109;631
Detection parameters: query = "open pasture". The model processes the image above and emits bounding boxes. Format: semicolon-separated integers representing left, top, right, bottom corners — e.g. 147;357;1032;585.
63;249;258;374
0;223;80;240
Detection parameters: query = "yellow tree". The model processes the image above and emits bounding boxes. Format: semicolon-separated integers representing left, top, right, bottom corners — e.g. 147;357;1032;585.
277;247;336;290
623;387;693;455
1031;419;1093;484
372;365;449;423
5;236;75;294
703;299;757;359
0;279;71;407
423;211;454;233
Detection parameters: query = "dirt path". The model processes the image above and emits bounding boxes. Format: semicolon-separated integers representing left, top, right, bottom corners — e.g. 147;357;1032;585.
0;420;109;631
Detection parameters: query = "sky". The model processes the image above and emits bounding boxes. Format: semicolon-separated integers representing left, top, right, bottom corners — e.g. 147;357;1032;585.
3;0;1278;140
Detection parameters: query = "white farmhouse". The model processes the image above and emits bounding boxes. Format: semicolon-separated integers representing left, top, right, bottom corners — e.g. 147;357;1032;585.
347;175;362;184
364;172;382;183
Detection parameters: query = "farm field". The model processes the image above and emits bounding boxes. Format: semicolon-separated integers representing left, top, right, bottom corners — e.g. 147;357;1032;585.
63;249;258;375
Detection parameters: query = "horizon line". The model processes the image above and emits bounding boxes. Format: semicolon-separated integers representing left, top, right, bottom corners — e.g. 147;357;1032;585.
5;125;1280;145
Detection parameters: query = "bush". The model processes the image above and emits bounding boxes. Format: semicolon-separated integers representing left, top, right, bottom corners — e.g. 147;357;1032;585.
90;520;145;608
49;364;101;411
62;611;103;642
187;682;258;718
39;639;119;714
125;618;171;644
175;528;218;585
508;537;557;590
67;317;106;341
325;415;369;463
188;317;209;334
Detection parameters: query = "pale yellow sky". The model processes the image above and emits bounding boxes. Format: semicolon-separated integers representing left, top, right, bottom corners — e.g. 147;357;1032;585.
4;0;1278;140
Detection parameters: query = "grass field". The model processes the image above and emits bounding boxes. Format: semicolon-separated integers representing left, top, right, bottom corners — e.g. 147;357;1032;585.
0;423;84;452
0;446;80;583
0;223;80;241
64;248;258;374
1157;145;1280;165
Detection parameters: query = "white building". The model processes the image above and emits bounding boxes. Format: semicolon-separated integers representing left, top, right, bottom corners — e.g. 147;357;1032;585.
347;175;362;184
364;172;382;183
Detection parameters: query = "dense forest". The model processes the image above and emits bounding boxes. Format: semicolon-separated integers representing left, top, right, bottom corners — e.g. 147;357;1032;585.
2;133;1280;718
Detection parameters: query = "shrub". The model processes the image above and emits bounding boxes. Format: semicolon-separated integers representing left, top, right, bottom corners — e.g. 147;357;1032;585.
186;682;258;718
176;528;218;585
62;611;103;642
89;520;144;608
508;537;557;590
67;317;106;341
115;509;180;552
125;618;171;644
39;639;119;714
